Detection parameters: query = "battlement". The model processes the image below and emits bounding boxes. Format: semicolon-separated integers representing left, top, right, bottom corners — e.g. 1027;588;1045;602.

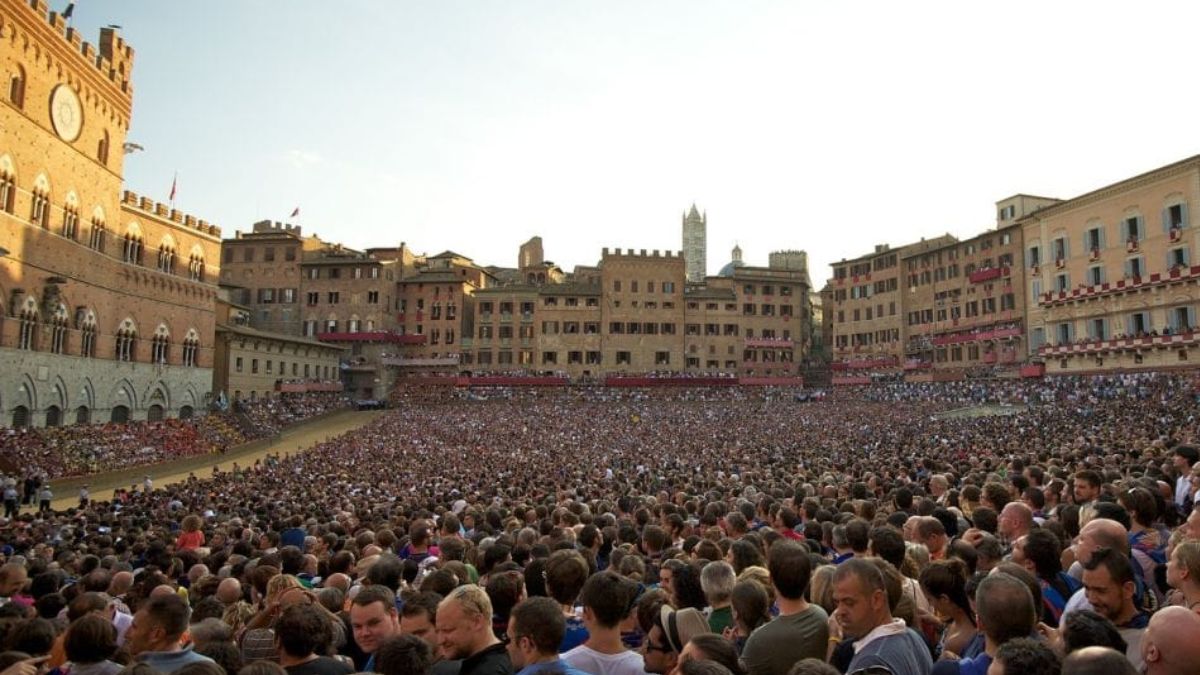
601;247;683;259
250;220;303;236
121;190;220;237
16;0;135;101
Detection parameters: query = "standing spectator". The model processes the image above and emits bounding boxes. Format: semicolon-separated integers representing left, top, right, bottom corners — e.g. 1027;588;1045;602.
561;573;643;675
700;562;736;634
931;572;1036;675
1081;547;1147;669
831;558;931;675
504;597;590;675
350;586;401;672
1140;605;1200;675
274;604;352;675
987;638;1060;675
741;541;829;675
63;614;123;675
435;585;510;675
126;594;217;673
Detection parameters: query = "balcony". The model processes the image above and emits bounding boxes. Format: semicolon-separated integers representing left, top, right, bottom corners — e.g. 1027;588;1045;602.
744;337;794;348
1030;264;1040;277
1170;227;1184;243
1039;264;1200;307
968;266;1009;284
1127;239;1139;252
317;331;425;344
521;312;534;323
499;313;513;323
904;359;933;371
1055;257;1066;269
1039;331;1200;357
1089;248;1102;261
382;355;462;367
930;324;1023;346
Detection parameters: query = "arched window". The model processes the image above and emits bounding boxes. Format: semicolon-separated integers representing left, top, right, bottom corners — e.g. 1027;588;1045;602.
62;194;80;240
188;253;205;282
97;130;109;166
115;319;137;362
89;216;106;251
182;329;200;367
157;243;176;274
30;178;50;228
151;324;170;364
0;163;15;214
123;231;143;264
9;65;25;109
79;309;97;358
48;305;68;354
17;302;38;351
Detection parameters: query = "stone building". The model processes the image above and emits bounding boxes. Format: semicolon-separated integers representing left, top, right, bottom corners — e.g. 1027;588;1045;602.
902;225;1025;379
212;298;343;403
0;0;219;426
1021;155;1200;373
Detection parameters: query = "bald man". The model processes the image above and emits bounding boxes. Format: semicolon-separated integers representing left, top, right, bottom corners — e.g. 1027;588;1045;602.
1063;518;1129;618
1141;606;1200;675
998;502;1034;545
216;578;243;605
109;571;134;598
1061;646;1138;675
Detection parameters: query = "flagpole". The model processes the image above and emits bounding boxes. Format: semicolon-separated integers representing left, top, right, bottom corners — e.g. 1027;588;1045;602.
169;171;177;209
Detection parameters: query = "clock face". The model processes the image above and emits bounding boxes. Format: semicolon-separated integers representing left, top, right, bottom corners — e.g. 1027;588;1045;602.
49;84;83;142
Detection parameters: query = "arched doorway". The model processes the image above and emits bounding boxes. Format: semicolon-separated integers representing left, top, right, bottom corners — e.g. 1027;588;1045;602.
111;405;130;423
147;404;164;422
44;406;61;427
75;406;90;424
178;405;194;420
11;406;29;428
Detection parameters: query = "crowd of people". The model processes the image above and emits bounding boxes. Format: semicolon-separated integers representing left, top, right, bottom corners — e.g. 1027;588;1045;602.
0;392;352;481
0;371;1199;675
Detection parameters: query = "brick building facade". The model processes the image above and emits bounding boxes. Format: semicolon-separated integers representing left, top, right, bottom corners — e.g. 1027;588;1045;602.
1;0;219;427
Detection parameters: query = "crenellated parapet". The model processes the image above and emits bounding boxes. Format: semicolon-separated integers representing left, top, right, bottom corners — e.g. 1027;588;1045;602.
122;190;221;238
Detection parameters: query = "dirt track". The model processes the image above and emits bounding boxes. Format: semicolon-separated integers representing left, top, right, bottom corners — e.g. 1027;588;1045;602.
41;409;384;510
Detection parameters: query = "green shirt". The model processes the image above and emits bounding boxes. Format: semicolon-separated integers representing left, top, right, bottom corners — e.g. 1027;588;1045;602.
708;606;734;635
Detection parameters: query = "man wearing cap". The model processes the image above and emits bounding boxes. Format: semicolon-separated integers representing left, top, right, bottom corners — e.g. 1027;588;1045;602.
1173;445;1199;514
741;541;829;675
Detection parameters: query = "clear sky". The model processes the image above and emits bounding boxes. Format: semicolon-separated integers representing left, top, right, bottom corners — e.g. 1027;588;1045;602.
69;1;1200;285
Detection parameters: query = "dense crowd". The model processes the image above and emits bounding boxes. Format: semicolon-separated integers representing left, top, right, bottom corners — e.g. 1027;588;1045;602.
0;392;352;481
0;372;1199;675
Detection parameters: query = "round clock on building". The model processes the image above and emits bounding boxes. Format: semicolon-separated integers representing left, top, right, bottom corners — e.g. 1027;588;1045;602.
49;84;83;142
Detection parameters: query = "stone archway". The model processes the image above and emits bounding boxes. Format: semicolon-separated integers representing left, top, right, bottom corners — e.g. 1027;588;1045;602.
111;405;130;423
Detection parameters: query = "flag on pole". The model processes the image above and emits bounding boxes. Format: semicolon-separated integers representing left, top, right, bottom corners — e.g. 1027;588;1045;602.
290;207;300;218
62;2;75;19
169;173;177;202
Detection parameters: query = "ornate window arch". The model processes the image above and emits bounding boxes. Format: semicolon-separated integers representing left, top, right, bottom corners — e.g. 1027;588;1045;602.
157;235;177;274
0;155;16;214
62;191;80;240
151;323;170;364
30;174;50;228
89;206;107;252
122;222;144;265
48;303;68;354
77;308;97;358
115;318;137;362
17;296;38;351
182;328;200;367
187;245;206;282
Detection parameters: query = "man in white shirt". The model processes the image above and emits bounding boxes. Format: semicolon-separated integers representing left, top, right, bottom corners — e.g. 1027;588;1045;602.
1173;446;1198;514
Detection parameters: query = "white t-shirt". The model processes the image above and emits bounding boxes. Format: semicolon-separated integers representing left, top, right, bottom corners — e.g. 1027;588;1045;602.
562;645;646;675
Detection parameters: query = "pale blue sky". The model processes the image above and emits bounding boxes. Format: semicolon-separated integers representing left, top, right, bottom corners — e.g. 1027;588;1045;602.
71;1;1200;283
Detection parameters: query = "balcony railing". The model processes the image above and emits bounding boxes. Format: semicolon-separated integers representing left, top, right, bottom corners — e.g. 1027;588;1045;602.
382;355;462;367
930;325;1023;346
744;337;795;348
968;266;1009;284
1039;265;1200;307
317;331;425;344
1038;331;1200;357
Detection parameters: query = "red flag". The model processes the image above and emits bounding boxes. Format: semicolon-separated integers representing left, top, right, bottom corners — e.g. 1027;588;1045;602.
290;207;300;218
169;175;177;201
